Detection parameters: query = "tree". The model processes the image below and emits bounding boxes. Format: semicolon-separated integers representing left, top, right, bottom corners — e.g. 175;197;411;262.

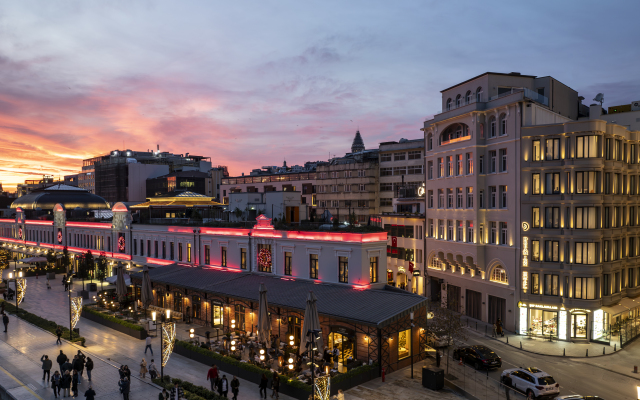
191;208;203;221
77;251;94;291
95;253;108;292
45;249;56;271
348;212;357;226
233;207;243;221
429;307;468;375
60;247;72;275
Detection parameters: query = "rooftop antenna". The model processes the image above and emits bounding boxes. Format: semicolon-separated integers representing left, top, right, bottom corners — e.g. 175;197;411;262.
593;93;604;106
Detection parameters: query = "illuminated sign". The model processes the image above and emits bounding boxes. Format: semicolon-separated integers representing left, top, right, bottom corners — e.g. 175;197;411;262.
522;237;529;267
528;304;558;310
519;307;528;335
417;184;426;197
522;271;528;293
569;309;591;313
559;310;567;340
522;222;530;231
593;310;604;339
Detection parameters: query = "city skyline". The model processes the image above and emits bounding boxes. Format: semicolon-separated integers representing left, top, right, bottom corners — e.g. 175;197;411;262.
1;1;639;190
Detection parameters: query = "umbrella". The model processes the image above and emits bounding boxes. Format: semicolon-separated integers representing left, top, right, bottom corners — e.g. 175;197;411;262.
301;291;323;351
115;262;127;302
257;283;271;344
141;265;153;315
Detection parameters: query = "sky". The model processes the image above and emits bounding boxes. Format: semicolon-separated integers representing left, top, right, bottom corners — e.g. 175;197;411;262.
1;1;639;190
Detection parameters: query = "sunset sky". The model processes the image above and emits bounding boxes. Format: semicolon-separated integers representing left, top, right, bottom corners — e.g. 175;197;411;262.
1;1;639;191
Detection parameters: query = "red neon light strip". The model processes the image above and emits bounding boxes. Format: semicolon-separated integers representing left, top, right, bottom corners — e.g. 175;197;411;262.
286;231;386;243
25;220;53;226
204;265;243;273
40;243;54;249
200;227;251;236
145;257;174;266
66;222;112;229
24;241;37;246
0;238;22;244
0;219;15;224
251;231;282;238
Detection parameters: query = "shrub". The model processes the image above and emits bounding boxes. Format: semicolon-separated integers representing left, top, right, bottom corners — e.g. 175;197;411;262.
82;306;145;331
0;300;85;343
153;375;223;400
331;362;378;385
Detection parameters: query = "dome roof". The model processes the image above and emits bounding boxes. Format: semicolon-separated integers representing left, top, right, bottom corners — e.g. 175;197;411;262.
11;184;110;210
351;130;365;153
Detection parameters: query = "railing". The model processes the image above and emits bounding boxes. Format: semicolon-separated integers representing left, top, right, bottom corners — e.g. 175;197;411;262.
488;87;549;106
442;96;484;113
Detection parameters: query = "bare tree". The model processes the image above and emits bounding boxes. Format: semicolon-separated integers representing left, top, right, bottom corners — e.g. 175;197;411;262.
429;307;468;374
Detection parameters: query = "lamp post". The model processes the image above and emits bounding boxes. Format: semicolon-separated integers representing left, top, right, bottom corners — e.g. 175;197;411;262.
68;274;74;341
306;329;320;400
8;259;22;312
410;311;414;379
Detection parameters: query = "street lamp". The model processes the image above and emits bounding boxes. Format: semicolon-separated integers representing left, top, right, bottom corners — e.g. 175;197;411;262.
289;335;294;346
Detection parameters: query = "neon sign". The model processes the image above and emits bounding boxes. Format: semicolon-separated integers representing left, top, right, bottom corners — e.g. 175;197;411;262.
522;237;529;267
522;271;528;293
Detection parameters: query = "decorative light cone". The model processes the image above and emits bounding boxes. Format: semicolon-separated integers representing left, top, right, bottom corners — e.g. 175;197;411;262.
162;322;176;368
71;297;83;329
314;375;330;400
16;278;26;305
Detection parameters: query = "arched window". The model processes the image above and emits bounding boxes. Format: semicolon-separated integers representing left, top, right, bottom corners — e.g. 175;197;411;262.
465;90;472;104
455;94;461;108
446;98;452;111
427;133;433;151
490;266;508;284
489;116;497;138
499;114;507;136
476;87;483;103
440;123;470;145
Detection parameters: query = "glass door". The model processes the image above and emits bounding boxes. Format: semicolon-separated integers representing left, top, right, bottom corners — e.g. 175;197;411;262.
329;332;354;372
572;314;588;338
212;303;223;327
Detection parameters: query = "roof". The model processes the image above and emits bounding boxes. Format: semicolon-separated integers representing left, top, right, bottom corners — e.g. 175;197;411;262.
43;184;86;191
440;72;537;93
133;264;426;328
10;186;110;210
149;171;209;180
131;191;224;208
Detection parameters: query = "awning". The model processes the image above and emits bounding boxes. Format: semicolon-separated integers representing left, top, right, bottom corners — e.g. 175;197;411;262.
105;274;131;286
602;297;640;316
18;257;48;263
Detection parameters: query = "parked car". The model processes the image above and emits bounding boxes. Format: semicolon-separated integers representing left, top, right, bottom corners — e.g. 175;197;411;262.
427;332;453;348
452;345;501;370
554;396;604;400
501;367;560;399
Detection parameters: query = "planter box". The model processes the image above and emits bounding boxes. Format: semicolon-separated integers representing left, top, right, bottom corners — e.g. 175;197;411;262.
81;310;147;340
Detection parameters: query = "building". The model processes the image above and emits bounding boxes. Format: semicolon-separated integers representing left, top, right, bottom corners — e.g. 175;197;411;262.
10;184;110;216
63;174;79;187
130;191;224;224
209;166;229;202
378;139;425;214
423;72;579;333
226;191;307;223
80;148;212;203
316;131;379;224
146;171;210;197
16;175;55;197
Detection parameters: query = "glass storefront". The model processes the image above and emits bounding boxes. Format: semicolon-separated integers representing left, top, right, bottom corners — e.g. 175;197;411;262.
329;331;354;372
571;313;588;338
529;309;558;336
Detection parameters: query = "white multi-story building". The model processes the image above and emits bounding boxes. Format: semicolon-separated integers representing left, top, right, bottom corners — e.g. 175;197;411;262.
423;72;579;332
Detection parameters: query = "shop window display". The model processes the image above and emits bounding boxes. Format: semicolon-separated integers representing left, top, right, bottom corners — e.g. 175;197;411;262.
529;309;558;336
398;329;411;359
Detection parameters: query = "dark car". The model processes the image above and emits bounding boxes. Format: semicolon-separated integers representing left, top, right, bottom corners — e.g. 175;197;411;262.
453;345;502;370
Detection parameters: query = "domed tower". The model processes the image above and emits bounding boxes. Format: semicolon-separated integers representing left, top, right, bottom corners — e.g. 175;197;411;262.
351;130;365;153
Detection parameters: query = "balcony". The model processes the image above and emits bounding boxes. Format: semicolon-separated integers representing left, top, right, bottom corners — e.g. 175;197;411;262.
489;87;549;106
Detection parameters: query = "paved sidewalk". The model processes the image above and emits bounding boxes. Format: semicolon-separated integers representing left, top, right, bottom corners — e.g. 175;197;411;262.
1;273;293;400
460;316;621;358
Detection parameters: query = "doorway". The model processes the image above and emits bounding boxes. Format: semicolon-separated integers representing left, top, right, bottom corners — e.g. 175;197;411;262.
211;302;224;328
329;332;354;372
571;314;588;339
465;290;482;320
488;296;506;326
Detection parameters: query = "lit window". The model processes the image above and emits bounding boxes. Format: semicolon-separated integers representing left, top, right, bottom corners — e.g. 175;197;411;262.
490;267;508;284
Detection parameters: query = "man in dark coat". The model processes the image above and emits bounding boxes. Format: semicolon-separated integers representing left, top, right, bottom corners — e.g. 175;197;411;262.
118;377;130;400
56;350;68;372
84;386;96;400
2;313;8;332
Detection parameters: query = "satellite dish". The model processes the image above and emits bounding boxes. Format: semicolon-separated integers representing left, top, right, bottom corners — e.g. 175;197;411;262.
593;93;604;105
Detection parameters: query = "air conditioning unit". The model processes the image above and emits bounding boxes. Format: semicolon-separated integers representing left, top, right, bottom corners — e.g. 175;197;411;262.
632;101;640;111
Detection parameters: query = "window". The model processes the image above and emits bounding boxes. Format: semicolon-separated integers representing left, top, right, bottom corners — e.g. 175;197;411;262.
380;153;392;162
358;170;366;177
339;256;349;283
479;224;484;244
491;267;508;284
408;150;422;160
465;90;472;104
575;242;596;265
170;242;174;260
489;151;497;173
398;329;411;359
173;292;183;313
576;171;597;194
500;222;508;245
466;222;474;243
447;189;453;208
428;190;434;208
221;246;227;267
479;156;484;174
466;187;473;208
499;114;507;136
490;222;497;244
489;116;496;138
284;252;292;275
154;241;158;258
479;190;484;208
500;186;507;208
310;254;318;279
427;134;433;151
490;186;497;208
632;144;637;164
133;239;137;255
545;173;560;194
370;257;378;283
531;273;540;294
455;94;461;108
380;198;392;207
359;184;366;191
241;248;247;269
380;183;393;191
187;243;192;262
447;156;453;176
603;274;610;296
204;245;210;264
532;207;541;228
428;161;433;179
234;305;246;331
531;240;540;261
500;149;507;172
476;87;483;102
446;98;452;111
191;296;201;319
457;221;463;242
438;158;444;178
456;188;463;208
545;240;559;262
344;184;351;192
438;189;444;208
576;136;598;158
162;241;166;259
574;277;597;300
447;221;453;240
575;207;597;229
408;165;423;174
629;268;635;288
545;207;560;228
544;275;559;296
394;152;406;161
466;153;473;174
178;243;183;261
380;167;392;176
532;140;541;161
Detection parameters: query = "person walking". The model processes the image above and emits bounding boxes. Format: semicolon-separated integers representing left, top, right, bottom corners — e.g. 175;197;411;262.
83;385;96;400
41;355;52;383
145;335;153;355
51;371;61;398
56;326;63;344
270;372;280;399
259;373;268;399
170;382;184;399
57;351;68;372
119;377;130;400
206;364;219;392
218;375;228;398
332;347;340;369
230;376;239;400
85;358;93;382
76;351;86;383
71;370;79;398
158;388;169;400
2;312;8;332
139;358;148;378
47;279;51;290
61;370;71;398
147;359;157;379
497;318;505;337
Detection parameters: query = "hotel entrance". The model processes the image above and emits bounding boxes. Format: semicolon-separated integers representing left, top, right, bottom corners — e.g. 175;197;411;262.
329;326;355;372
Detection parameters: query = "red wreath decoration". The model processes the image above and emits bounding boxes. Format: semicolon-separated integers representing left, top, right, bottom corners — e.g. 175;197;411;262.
18;227;22;239
57;230;63;243
258;248;272;270
118;235;126;252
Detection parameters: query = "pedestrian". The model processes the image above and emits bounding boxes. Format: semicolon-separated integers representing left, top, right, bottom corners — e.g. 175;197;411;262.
436;350;441;368
123;365;131;380
170;382;184;400
1;300;5;314
332;347;340;369
62;370;71;398
118;377;130;400
497;318;504;337
206;364;219;392
84;385;96;400
148;359;157;379
259;373;268;399
145;335;153;355
118;365;125;380
76;351;86;383
71;370;79;398
270;372;280;399
2;312;8;332
41;355;52;383
230;375;239;400
139;358;148;378
493;323;497;337
57;350;68;372
62;359;73;375
56;326;63;344
218;375;228;398
51;371;61;398
158;388;169;400
85;358;93;382
47;279;51;290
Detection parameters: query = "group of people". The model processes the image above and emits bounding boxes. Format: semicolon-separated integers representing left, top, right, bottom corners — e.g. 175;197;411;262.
48;350;94;398
206;365;241;399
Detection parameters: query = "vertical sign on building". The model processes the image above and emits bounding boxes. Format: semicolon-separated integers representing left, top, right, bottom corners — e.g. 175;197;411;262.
522;236;529;293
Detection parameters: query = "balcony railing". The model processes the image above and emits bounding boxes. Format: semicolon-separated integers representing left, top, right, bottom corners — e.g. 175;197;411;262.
489;87;549;106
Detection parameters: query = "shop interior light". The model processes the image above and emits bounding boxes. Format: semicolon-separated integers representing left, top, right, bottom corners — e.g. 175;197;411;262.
166;309;171;320
152;311;157;322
